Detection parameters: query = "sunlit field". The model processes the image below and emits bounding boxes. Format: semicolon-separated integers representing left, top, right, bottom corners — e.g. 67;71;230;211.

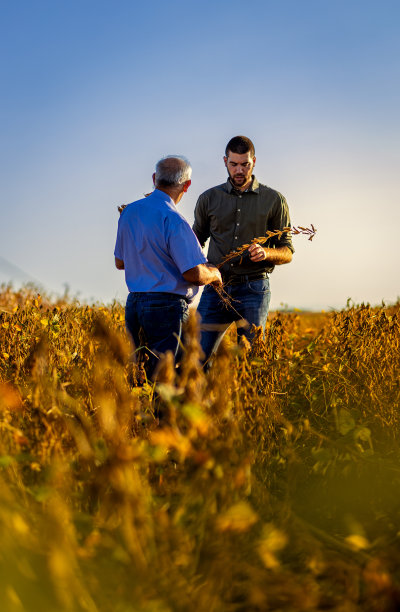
0;285;399;611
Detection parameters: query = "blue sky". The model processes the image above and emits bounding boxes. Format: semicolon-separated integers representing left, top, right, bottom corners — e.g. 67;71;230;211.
1;0;399;309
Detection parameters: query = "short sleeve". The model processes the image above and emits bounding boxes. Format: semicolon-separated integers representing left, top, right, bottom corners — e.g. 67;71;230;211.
168;218;207;273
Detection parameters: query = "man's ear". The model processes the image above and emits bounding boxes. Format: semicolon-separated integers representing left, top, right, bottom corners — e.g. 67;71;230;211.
183;180;191;193
152;172;156;185
223;156;228;167
252;156;256;167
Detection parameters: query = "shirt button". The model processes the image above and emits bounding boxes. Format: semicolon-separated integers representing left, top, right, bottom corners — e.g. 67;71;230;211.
238;209;241;212
235;236;238;239
237;223;239;226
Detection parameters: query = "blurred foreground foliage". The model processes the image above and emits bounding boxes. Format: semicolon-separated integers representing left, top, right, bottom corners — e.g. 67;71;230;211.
0;284;400;611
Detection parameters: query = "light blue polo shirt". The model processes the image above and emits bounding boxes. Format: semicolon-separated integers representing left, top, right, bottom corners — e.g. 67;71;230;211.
114;189;207;299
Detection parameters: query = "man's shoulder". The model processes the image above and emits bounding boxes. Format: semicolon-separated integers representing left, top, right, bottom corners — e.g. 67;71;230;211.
120;191;173;220
257;181;287;204
256;181;279;195
119;196;147;216
166;206;190;227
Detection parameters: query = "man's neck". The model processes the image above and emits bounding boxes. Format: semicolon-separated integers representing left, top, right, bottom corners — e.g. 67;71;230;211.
155;186;180;205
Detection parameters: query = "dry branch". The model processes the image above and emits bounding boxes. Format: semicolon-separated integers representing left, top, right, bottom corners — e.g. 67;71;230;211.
217;225;317;268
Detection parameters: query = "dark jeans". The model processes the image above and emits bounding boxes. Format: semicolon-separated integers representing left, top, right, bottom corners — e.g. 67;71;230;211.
197;277;271;364
125;292;189;380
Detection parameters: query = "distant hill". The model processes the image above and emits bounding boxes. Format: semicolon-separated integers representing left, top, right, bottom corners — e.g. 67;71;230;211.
0;255;42;288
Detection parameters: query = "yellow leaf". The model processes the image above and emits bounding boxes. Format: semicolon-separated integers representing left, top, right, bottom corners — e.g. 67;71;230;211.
0;382;23;410
2;353;9;360
345;534;369;550
150;427;192;459
40;318;49;327
216;501;258;533
338;408;355;435
258;524;288;569
12;513;29;535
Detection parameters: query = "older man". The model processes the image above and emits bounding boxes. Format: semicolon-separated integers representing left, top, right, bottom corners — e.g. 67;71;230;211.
193;136;294;364
115;155;222;379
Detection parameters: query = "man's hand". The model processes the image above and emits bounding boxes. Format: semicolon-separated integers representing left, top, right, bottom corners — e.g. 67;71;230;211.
248;243;267;262
209;265;223;287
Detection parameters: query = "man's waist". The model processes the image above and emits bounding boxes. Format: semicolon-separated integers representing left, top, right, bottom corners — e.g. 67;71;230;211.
128;291;191;303
221;271;269;285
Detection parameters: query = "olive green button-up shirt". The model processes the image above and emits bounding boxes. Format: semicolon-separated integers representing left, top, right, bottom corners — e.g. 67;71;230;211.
193;177;294;276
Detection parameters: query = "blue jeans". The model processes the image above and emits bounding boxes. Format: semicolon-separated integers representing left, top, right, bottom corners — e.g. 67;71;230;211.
125;292;189;380
197;277;271;364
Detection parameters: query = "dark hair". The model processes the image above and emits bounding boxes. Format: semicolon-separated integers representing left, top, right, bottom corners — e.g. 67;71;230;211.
225;135;255;158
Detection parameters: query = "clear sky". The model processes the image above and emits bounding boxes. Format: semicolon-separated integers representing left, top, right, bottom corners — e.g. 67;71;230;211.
1;0;399;310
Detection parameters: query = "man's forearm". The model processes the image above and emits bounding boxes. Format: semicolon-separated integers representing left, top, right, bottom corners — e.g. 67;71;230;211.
248;243;293;265
263;246;293;265
183;263;222;286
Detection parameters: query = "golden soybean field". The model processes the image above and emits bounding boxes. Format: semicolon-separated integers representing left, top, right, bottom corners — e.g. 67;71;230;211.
0;285;399;612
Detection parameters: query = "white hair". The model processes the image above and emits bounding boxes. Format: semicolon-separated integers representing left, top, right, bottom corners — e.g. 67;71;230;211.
155;155;192;187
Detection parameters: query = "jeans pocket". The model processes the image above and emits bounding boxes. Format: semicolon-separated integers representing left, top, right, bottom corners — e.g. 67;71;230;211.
142;296;186;311
247;279;270;294
142;300;187;329
143;303;172;310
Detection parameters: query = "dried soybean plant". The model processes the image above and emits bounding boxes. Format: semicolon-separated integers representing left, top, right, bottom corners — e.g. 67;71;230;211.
212;224;317;311
217;225;317;269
